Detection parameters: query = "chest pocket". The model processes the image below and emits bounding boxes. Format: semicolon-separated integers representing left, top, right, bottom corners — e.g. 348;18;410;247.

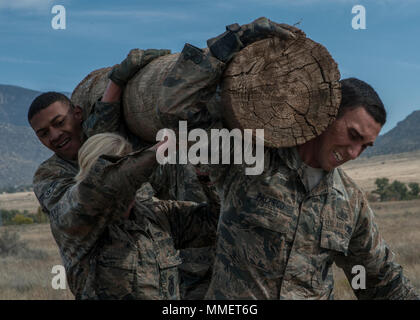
319;195;353;256
148;226;182;299
241;172;296;235
155;237;183;270
145;218;182;272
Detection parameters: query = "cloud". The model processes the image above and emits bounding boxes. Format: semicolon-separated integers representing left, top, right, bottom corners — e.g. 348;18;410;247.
215;0;412;7
0;0;54;10
395;60;420;71
72;9;190;21
0;56;51;64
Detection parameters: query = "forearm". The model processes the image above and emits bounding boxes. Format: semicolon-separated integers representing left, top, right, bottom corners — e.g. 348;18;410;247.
83;49;171;138
82;99;122;137
162;200;218;249
101;80;122;103
157;44;225;129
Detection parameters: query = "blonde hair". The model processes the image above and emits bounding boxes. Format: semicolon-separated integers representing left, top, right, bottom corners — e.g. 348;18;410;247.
75;133;132;182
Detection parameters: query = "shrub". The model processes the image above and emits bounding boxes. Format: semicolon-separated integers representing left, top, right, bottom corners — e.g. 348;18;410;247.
11;214;34;225
0;229;27;256
0;229;48;259
373;178;420;201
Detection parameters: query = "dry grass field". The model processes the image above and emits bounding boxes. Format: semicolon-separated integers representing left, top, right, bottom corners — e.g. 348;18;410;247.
342;150;420;192
0;223;74;299
0;191;39;213
332;199;420;299
0;151;419;300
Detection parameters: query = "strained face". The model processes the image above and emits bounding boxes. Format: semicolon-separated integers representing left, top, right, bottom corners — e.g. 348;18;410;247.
312;106;382;171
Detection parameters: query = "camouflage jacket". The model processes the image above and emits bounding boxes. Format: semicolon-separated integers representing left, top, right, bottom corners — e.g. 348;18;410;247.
202;147;419;300
149;43;227;299
34;75;220;299
33;145;159;299
34;148;215;300
151;42;419;300
150;161;220;300
84;45;224;300
83;183;217;300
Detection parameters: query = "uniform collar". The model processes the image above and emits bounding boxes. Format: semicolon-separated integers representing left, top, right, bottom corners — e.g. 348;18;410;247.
54;153;79;168
277;147;346;196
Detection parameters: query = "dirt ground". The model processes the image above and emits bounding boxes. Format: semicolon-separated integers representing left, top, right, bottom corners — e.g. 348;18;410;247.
0;191;39;214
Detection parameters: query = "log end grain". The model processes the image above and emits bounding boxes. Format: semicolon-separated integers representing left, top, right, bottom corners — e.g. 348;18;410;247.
221;35;341;148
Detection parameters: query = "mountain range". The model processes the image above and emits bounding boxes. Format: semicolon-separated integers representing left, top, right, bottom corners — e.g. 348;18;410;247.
362;110;420;157
0;85;53;189
0;84;419;189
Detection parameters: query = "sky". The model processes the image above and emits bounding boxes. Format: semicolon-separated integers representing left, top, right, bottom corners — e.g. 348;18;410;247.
0;0;419;134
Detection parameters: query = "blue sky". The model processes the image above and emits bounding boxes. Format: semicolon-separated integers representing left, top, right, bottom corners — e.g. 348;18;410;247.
0;0;419;133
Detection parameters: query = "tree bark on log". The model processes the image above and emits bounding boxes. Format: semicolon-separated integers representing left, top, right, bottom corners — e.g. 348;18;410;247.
71;32;341;148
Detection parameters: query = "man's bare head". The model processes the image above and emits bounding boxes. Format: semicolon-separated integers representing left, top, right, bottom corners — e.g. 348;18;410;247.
298;78;386;171
28;92;83;161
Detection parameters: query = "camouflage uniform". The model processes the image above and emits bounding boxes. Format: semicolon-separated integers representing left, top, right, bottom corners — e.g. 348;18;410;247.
198;147;419;300
33;144;157;298
90;182;217;300
86;44;224;300
33;95;219;299
154;44;419;300
150;160;220;300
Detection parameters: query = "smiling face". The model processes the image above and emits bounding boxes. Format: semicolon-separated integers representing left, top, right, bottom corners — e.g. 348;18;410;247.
30;101;83;161
298;106;382;171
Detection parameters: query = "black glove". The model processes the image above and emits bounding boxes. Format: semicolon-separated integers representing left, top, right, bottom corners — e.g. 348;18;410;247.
109;48;171;87
207;17;298;63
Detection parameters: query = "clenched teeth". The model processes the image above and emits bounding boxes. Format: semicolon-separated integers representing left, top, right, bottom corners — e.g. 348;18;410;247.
57;138;70;148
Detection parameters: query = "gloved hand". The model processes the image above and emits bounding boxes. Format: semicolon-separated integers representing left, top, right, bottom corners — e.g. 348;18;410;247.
109;48;171;87
207;17;301;63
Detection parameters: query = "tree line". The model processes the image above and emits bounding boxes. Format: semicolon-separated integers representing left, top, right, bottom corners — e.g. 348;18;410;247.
0;207;48;226
372;178;420;202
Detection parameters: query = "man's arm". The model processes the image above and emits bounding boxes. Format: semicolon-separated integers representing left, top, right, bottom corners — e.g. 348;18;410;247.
335;193;419;300
157;17;297;130
83;49;171;138
152;199;219;249
34;148;158;268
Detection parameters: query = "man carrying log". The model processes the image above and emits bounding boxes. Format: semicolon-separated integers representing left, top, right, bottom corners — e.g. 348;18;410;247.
151;18;419;299
27;49;175;298
28;17;292;299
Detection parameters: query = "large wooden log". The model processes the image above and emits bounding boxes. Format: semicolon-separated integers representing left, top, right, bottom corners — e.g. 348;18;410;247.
71;31;341;148
221;36;341;148
71;55;180;142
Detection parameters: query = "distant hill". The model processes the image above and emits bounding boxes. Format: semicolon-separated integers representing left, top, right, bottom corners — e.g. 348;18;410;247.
363;110;420;157
0;122;52;189
0;84;65;190
0;84;42;127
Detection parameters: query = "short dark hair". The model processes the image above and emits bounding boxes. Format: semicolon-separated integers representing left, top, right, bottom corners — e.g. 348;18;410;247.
28;92;72;123
338;78;386;126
